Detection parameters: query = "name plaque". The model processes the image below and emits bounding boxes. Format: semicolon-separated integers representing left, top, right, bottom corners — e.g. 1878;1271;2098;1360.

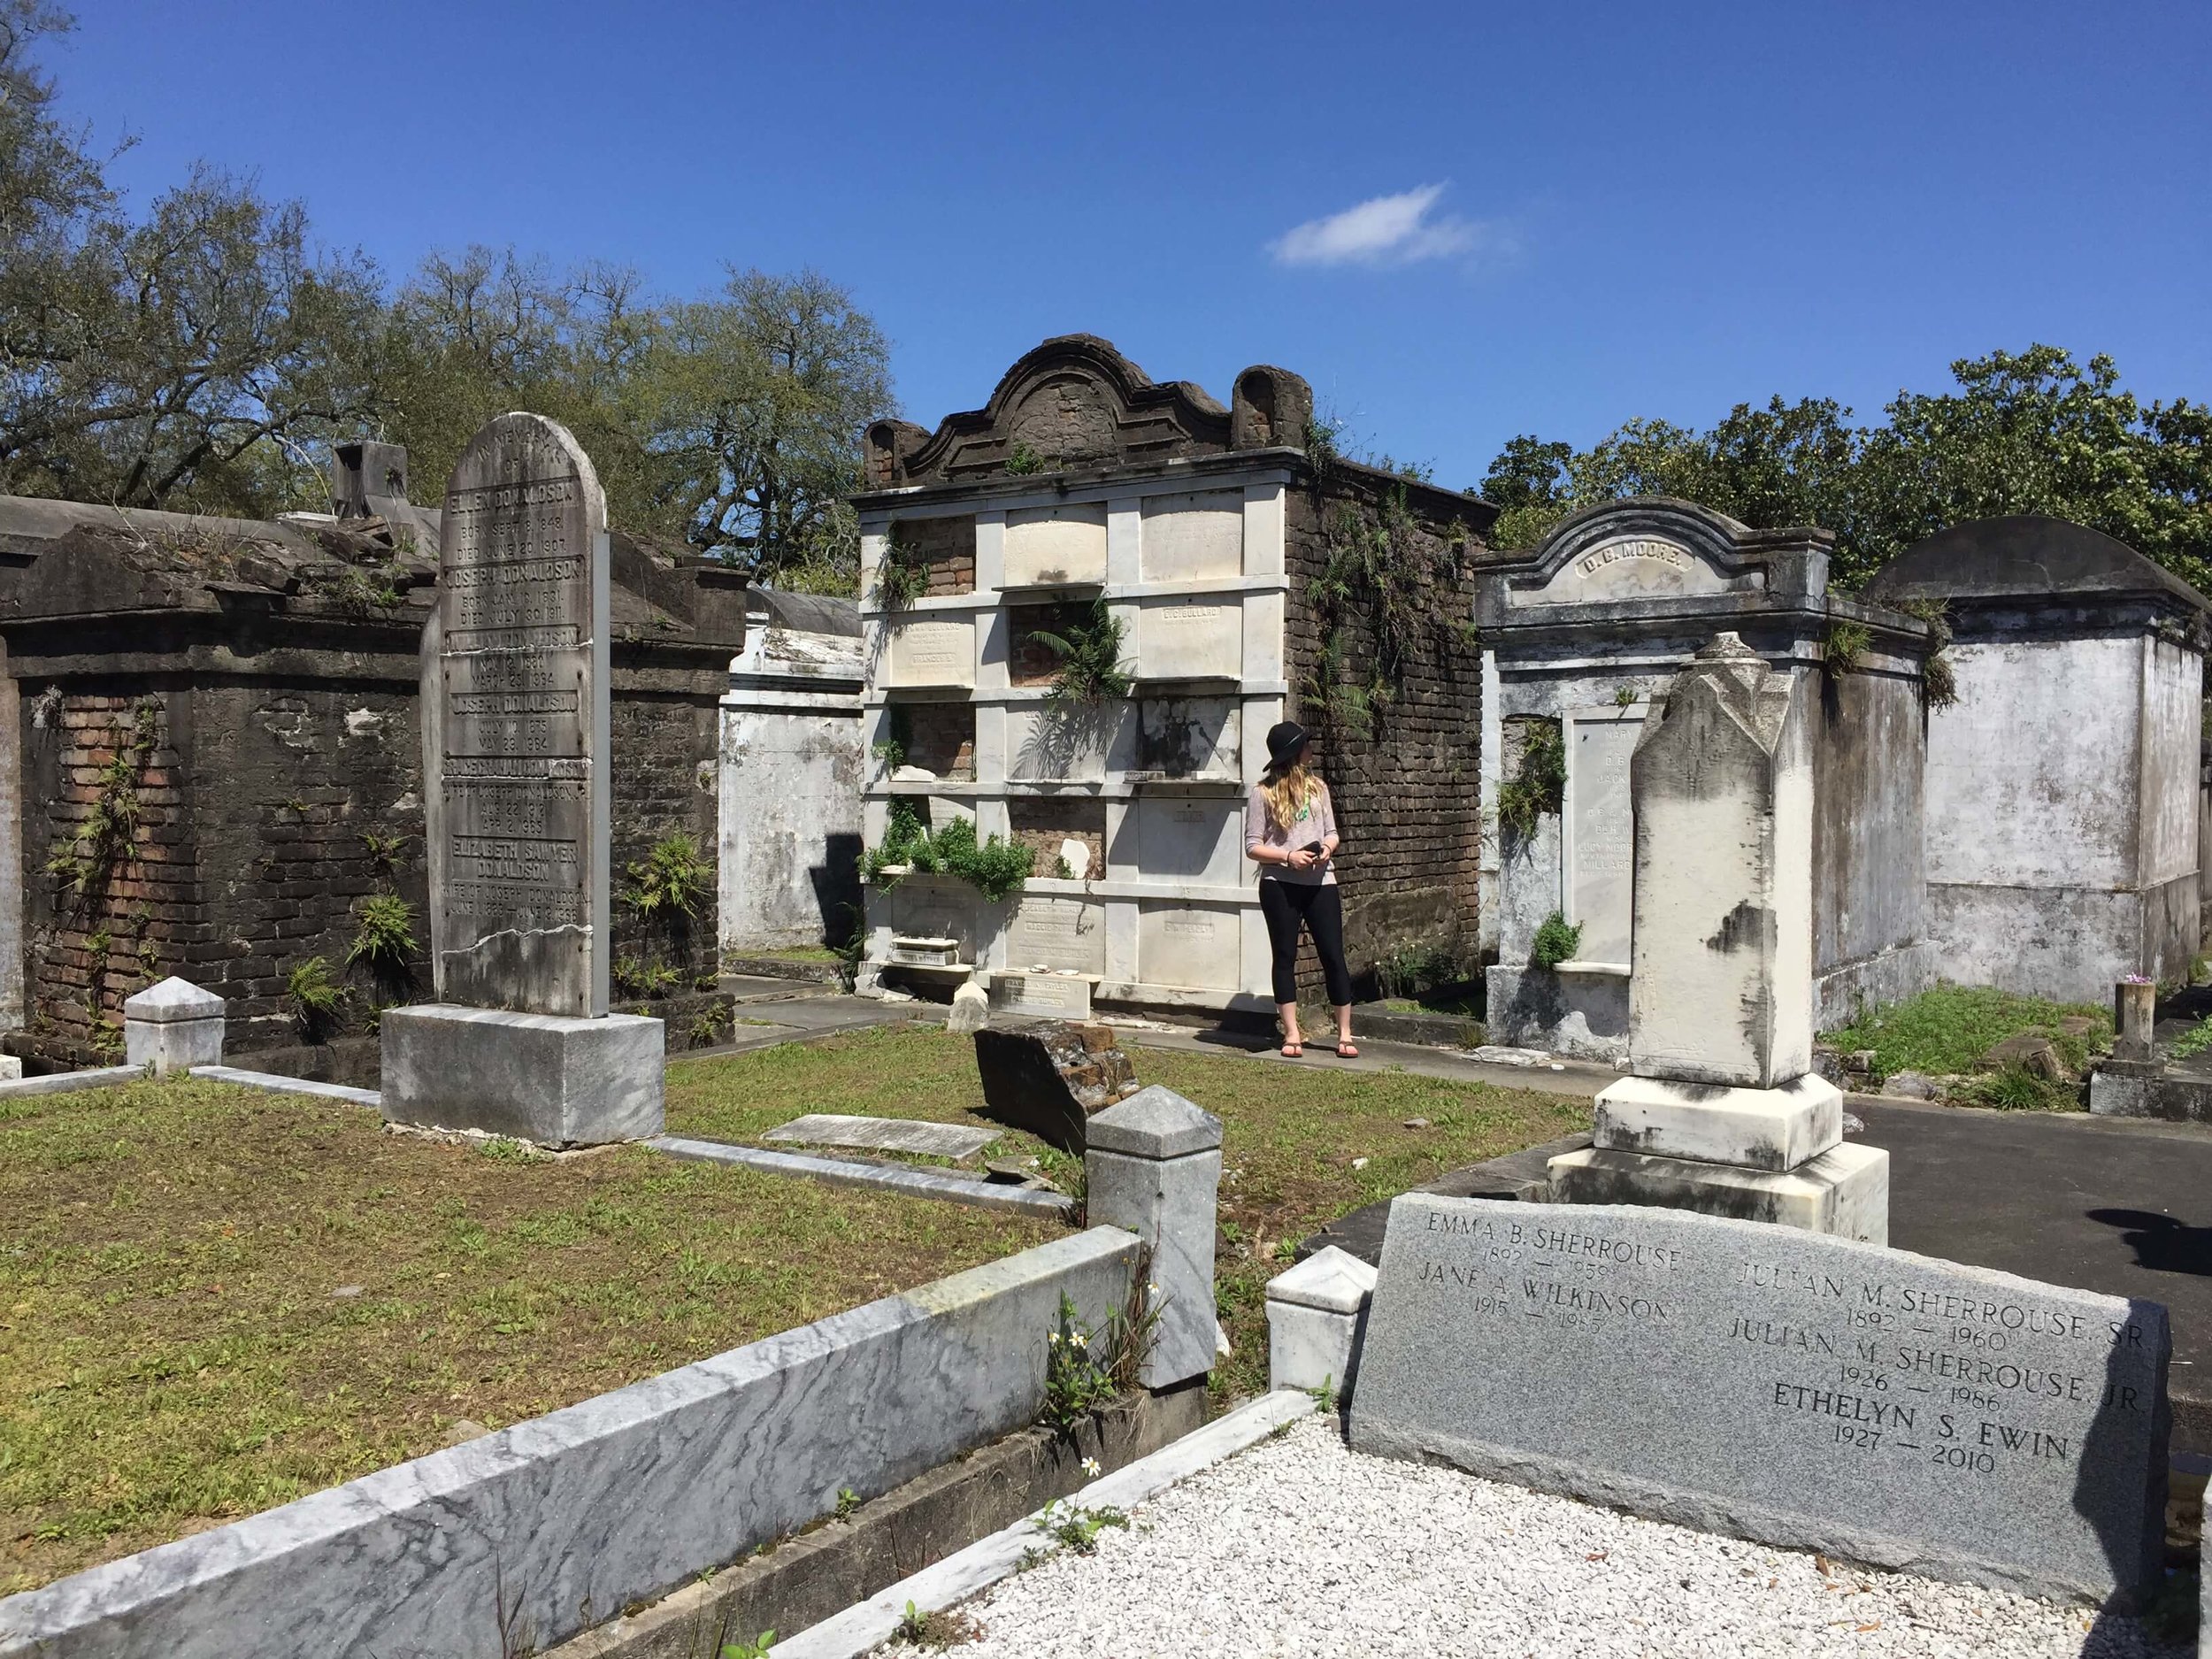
1349;1194;2169;1605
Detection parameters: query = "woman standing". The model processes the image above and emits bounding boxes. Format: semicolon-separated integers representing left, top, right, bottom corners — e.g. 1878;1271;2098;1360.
1245;721;1356;1058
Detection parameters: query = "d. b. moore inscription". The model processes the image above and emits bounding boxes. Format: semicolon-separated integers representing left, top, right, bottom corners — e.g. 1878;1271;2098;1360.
1348;1194;2169;1606
425;412;611;1018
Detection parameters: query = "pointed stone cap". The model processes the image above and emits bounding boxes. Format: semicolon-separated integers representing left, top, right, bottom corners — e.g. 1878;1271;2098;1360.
1087;1084;1222;1158
122;977;224;1024
1266;1244;1378;1315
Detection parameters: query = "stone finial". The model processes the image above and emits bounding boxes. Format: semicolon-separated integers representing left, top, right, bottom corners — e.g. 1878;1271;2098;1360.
945;979;989;1035
122;976;225;1023
123;977;224;1076
1086;1085;1223;1159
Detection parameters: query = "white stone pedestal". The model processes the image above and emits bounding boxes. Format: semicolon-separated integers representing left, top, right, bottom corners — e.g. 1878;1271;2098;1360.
1265;1245;1377;1400
1549;1072;1888;1243
380;1004;664;1147
123;976;225;1076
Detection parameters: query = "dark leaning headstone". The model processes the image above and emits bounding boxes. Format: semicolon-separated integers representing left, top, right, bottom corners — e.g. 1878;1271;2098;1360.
1348;1193;2170;1609
972;1019;1140;1153
380;412;664;1146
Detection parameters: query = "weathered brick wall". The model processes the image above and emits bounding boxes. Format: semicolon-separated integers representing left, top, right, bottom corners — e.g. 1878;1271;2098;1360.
610;687;722;996
1281;469;1486;999
12;655;726;1066
894;514;977;597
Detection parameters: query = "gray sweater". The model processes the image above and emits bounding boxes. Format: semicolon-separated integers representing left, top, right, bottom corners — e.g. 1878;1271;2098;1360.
1244;780;1339;887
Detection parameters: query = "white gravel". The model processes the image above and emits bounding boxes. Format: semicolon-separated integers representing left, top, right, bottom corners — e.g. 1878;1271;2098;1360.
880;1414;2187;1658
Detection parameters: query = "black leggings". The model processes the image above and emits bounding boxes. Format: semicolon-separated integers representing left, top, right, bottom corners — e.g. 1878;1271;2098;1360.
1258;878;1352;1007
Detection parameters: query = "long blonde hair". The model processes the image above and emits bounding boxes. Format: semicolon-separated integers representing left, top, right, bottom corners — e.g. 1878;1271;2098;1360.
1260;761;1322;834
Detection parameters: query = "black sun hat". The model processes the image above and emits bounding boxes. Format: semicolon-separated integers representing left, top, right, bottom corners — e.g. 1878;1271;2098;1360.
1264;720;1310;769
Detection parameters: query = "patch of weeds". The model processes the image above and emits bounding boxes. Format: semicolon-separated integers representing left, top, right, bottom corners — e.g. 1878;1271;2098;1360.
687;1004;732;1048
1960;1065;2077;1112
1893;595;1960;710
1303;1375;1340;1415
1035;1498;1129;1555
359;828;410;875
346;894;418;975
862;803;1028;902
286;956;347;1040
612;956;683;1000
835;1485;862;1519
477;1137;549;1164
872;703;911;775
2170;1018;2212;1061
1824;982;2108;1081
1531;910;1582;972
891;1599;979;1647
1612;683;1637;708
1497;720;1566;843
1823;618;1872;680
1041;1270;1159;1432
626;833;712;920
872;526;929;611
1003;441;1048;476
718;1633;775;1659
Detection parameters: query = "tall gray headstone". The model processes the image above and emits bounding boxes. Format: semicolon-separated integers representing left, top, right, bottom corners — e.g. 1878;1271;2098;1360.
425;411;611;1018
1350;1193;2170;1608
383;412;661;1148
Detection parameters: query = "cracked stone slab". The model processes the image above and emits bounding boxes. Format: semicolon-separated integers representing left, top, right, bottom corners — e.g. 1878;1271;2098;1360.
764;1114;996;1160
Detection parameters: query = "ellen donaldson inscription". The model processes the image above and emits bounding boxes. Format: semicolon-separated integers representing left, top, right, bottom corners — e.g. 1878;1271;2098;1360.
1349;1194;2170;1606
425;413;611;1018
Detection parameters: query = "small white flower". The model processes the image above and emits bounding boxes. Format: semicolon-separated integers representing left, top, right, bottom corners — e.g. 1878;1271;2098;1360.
1081;1455;1102;1478
1148;1282;1161;1294
1048;1331;1062;1345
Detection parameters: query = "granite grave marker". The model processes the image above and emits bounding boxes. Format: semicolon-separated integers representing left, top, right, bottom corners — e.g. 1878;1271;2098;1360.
1349;1193;2170;1606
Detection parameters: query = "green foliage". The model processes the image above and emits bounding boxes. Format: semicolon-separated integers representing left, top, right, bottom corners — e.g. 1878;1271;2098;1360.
1028;597;1133;707
1036;1498;1130;1555
1304;1375;1340;1415
44;700;157;902
1960;1064;2077;1112
626;832;712;920
1823;983;2110;1082
1;19;893;577
870;526;929;611
286;956;346;1038
345;894;417;973
2168;1018;2212;1060
1003;441;1048;476
1041;1275;1160;1432
613;956;682;999
718;1633;775;1659
1497;721;1566;842
1531;911;1582;972
862;803;1029;901
870;703;910;773
359;829;409;874
1474;347;2212;595
1301;627;1383;741
834;1486;861;1519
687;1003;732;1047
1822;619;1871;678
1894;596;1961;710
1613;684;1637;708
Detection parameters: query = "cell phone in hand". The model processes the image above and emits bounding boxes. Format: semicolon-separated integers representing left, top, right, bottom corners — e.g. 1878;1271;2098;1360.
1300;841;1326;856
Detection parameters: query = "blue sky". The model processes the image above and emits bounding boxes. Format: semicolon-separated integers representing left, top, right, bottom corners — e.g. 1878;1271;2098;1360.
51;2;2212;489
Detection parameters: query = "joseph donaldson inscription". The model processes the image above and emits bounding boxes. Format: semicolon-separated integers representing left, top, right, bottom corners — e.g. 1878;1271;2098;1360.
426;412;611;1018
1348;1195;2170;1606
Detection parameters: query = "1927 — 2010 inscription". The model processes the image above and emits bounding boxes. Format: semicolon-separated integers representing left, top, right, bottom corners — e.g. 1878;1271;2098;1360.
427;413;610;1018
1347;1194;2169;1606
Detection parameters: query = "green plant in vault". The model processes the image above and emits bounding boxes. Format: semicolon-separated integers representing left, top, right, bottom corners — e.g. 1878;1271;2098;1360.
1027;598;1133;707
626;832;712;920
1496;721;1566;843
1532;910;1583;972
347;894;418;976
287;956;348;1039
870;526;929;611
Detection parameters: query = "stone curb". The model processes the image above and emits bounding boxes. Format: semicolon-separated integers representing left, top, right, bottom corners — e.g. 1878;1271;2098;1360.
188;1065;381;1107
541;1388;1204;1658
771;1390;1318;1659
0;1064;144;1100
648;1136;1079;1220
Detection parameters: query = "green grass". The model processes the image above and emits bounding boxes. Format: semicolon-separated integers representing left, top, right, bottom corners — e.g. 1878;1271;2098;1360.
0;1078;1054;1594
666;1025;1588;1407
1823;982;2110;1082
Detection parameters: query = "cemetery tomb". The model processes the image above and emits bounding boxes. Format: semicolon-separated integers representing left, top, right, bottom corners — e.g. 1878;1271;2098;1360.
853;335;1487;1011
1477;497;1937;1062
1547;633;1889;1240
1867;515;2212;1002
1349;1194;2171;1608
383;412;666;1147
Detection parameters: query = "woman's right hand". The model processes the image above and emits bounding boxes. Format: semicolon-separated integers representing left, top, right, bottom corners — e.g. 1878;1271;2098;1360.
1285;848;1316;872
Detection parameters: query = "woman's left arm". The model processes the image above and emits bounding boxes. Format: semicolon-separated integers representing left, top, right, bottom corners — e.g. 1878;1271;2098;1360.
1319;786;1340;857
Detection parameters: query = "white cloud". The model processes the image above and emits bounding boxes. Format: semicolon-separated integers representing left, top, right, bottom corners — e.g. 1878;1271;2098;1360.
1270;183;1508;270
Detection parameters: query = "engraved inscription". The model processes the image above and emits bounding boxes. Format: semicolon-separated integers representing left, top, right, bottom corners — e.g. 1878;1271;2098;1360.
1577;537;1687;578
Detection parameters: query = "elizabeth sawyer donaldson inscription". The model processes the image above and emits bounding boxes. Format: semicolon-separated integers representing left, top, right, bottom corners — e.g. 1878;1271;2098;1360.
426;413;611;1018
1348;1194;2169;1605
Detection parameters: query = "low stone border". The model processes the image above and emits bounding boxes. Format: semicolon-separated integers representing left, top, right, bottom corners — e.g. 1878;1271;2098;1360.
649;1135;1078;1221
772;1390;1318;1659
543;1387;1205;1657
0;1228;1140;1659
188;1065;380;1107
0;1064;143;1100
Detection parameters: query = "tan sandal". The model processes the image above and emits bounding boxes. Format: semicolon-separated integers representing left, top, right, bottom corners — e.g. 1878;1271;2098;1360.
1334;1041;1360;1059
1280;1041;1303;1058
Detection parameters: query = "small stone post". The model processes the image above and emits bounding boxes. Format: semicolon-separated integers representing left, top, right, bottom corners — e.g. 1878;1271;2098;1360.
123;977;224;1076
2114;977;2157;1064
1264;1245;1377;1400
1084;1085;1222;1391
